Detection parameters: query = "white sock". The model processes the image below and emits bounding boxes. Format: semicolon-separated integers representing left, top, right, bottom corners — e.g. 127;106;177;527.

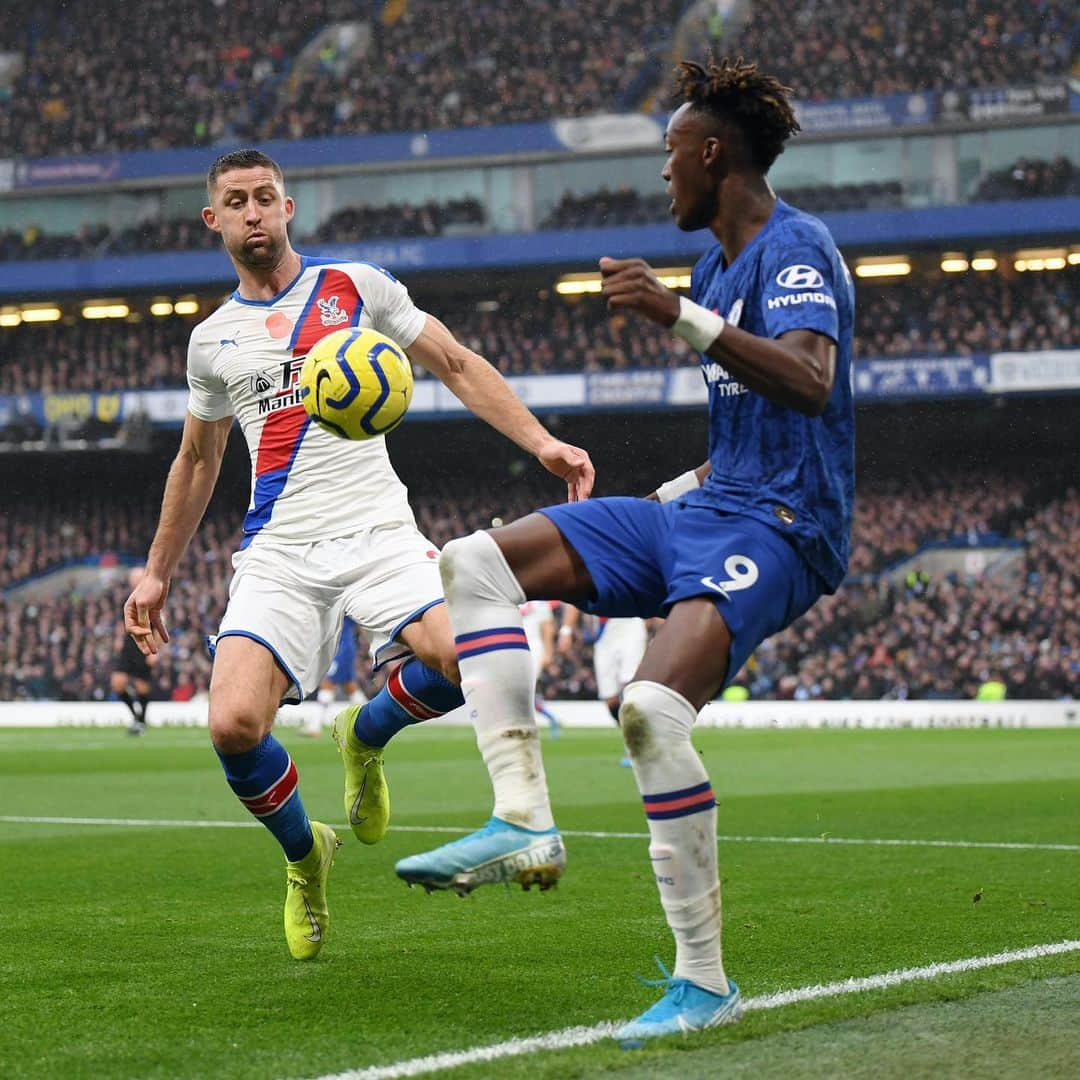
308;687;334;734
440;532;555;831
621;680;729;995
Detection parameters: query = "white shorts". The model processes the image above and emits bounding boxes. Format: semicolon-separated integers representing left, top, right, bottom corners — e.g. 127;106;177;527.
593;617;648;700
216;522;443;704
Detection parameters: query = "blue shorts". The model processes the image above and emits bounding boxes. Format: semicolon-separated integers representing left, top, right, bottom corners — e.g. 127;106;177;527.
540;497;826;686
325;634;357;686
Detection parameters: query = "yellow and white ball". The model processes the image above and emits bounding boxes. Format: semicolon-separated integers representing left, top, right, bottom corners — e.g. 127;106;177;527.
299;327;413;439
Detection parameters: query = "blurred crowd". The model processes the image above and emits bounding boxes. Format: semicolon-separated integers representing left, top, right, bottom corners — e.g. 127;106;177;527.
753;489;1078;701
723;0;1077;103
306;197;485;243
1;474;1076;703
9;155;1076;265
0;318;191;395
2;267;1078;397
856;266;1078;358
973;156;1080;201
1;0;331;158
541;181;905;229
3;1;1077;158
0;197;487;264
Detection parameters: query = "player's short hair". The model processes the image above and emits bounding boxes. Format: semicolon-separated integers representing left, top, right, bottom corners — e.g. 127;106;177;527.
206;148;285;199
673;55;800;173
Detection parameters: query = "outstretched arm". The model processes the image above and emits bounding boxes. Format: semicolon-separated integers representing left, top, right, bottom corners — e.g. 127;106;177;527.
124;412;232;654
406;313;595;501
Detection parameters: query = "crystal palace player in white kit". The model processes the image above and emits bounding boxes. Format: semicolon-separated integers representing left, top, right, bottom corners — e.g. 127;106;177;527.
124;149;594;961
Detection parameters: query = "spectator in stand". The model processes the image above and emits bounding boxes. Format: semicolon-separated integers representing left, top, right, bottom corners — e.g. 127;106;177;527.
723;0;1077;103
2;478;1076;705
540;181;904;229
2;1;1076;156
0;198;488;264
3;268;1077;395
975;156;1080;201
2;266;1080;397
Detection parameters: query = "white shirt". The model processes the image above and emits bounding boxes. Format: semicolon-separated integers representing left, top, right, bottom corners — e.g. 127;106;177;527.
520;600;556;660
186;256;427;549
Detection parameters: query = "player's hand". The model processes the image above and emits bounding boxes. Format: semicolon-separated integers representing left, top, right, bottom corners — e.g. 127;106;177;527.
538;438;595;502
599;256;681;327
124;572;171;656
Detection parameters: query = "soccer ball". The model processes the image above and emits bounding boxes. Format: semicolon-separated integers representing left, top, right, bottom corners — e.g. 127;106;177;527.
299;327;413;439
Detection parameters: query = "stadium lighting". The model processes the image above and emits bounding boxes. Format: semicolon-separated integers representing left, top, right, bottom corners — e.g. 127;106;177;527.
854;258;911;279
82;303;130;320
150;300;174;316
1069;252;1080;266
555;275;602;295
970;256;998;272
655;267;693;289
0;308;21;327
556;267;692;296
20;306;62;322
940;255;969;273
1014;247;1067;273
173;299;200;315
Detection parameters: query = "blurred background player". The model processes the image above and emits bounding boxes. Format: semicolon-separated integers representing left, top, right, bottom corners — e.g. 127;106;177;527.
124;148;594;963
305;615;367;738
560;608;650;765
399;56;853;1042
520;599;560;737
111;566;157;735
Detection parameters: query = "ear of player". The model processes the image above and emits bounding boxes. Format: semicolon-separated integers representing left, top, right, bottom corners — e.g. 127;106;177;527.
299;327;414;440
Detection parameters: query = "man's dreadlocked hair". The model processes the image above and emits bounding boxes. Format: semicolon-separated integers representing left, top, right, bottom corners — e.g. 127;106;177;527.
673;55;800;173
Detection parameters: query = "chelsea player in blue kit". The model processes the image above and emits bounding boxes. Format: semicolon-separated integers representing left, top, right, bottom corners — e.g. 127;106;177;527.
397;56;855;1040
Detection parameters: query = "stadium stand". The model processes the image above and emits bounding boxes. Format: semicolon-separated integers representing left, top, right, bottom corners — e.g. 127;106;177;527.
1;0;332;157
754;487;1078;702
973;156;1080;201
3;1;1076;156
1;267;1077;396
2;469;1076;704
714;0;1079;103
0;197;488;263
541;181;905;228
304;197;486;242
0;318;192;394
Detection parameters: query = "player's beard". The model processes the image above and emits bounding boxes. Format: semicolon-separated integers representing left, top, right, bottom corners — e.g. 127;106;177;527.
228;229;287;271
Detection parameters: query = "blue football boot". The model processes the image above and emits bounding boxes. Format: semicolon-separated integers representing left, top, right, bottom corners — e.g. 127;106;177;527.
395;817;566;896
616;959;742;1044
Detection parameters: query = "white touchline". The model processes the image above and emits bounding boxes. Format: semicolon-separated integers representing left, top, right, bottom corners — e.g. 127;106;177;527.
302;939;1080;1080
2;816;1078;853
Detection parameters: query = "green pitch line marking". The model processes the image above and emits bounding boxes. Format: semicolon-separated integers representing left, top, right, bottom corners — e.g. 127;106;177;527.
304;940;1080;1080
2;815;1079;853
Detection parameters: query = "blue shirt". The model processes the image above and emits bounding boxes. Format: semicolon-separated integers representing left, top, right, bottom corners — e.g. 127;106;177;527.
682;199;855;591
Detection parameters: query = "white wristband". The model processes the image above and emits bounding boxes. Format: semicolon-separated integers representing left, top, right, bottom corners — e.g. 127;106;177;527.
656;469;701;503
672;296;725;353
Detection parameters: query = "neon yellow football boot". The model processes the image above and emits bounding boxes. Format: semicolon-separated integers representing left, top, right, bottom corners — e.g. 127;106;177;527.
284;820;340;961
331;705;389;844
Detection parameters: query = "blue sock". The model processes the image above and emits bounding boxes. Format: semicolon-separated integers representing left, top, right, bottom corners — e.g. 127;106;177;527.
217;734;313;861
354;658;464;747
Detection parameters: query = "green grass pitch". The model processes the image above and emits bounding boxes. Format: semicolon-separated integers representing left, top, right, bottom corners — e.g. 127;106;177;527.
2;725;1079;1079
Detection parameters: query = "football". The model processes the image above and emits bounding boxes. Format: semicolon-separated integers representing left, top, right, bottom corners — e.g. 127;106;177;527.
299;326;413;439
